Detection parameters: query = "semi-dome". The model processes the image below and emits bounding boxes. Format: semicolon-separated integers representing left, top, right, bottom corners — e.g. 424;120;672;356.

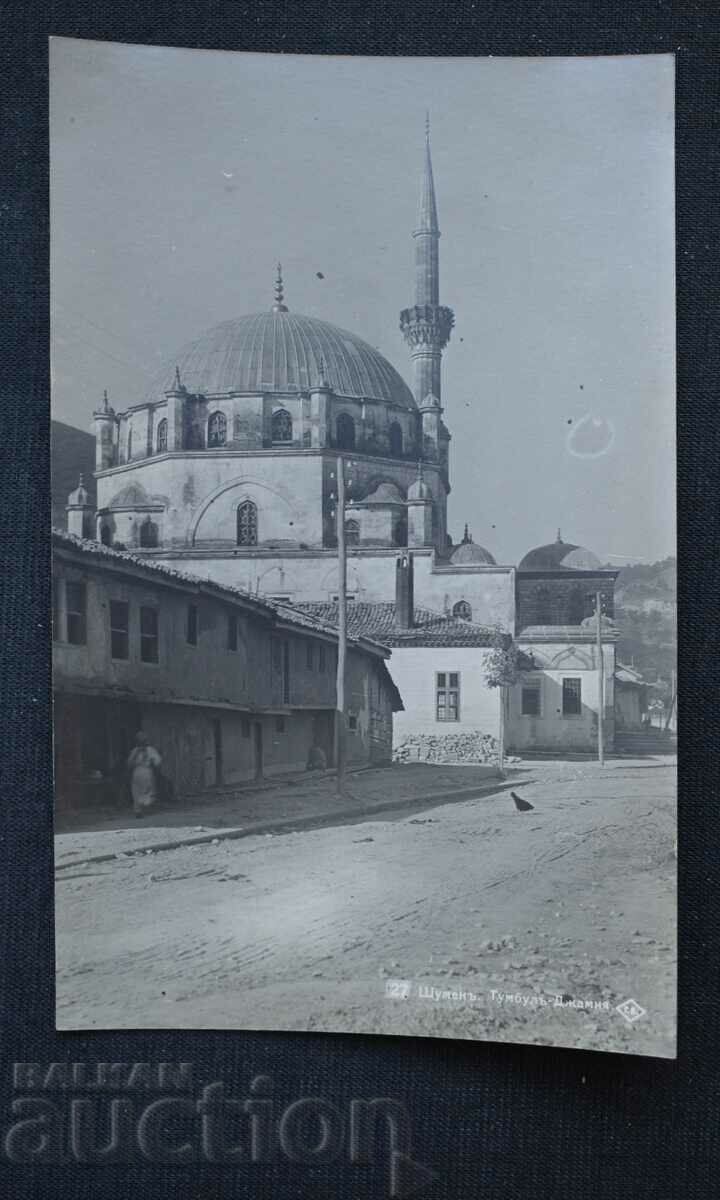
450;525;496;566
519;531;601;572
146;308;416;409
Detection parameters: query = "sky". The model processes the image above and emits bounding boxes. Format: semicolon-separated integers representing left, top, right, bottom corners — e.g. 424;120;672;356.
50;40;675;566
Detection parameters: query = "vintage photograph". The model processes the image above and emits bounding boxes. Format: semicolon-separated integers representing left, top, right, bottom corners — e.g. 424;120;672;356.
51;41;676;1056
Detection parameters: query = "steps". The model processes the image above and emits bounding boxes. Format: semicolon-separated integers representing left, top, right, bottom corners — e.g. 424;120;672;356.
615;726;676;754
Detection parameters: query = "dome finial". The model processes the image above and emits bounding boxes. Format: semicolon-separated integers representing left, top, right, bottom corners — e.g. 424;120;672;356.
272;262;288;312
462;523;471;544
556;527;563;544
102;388;109;411
174;364;183;391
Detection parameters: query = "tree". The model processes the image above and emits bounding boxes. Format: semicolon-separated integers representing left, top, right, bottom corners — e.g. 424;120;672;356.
483;626;519;775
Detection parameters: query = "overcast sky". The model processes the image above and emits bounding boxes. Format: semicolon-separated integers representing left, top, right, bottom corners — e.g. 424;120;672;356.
50;40;675;565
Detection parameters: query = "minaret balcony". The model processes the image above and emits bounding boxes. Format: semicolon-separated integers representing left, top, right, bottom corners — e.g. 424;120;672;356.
399;304;454;349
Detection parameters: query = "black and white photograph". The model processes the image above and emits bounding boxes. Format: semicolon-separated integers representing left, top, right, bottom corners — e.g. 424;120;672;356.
51;40;676;1057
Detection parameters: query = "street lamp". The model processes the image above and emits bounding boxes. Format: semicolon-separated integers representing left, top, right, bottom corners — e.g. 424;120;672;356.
329;457;355;793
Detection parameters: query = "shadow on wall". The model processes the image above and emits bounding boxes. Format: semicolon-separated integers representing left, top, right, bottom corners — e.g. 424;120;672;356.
507;674;612;754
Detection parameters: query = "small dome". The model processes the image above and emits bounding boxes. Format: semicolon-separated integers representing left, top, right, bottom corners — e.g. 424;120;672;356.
449;524;496;566
408;464;431;500
519;531;601;571
364;481;404;504
67;475;89;507
451;541;496;566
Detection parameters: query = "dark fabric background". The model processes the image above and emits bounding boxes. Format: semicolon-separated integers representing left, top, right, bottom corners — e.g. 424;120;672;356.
0;3;716;1196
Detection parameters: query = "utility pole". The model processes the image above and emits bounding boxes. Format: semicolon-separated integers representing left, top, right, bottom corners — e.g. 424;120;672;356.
334;456;347;794
596;590;605;766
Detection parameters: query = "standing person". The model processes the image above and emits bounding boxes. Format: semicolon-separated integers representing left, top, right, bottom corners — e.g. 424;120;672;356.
127;732;162;818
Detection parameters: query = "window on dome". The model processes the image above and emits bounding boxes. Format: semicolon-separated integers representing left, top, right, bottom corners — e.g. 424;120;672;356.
336;412;356;451
389;422;403;457
272;408;293;443
344;519;360;546
237;500;258;546
156;418;168;453
453;600;472;621
139;517;159;548
208;412;227;447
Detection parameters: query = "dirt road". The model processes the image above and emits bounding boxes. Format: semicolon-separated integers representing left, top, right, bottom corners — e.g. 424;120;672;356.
55;757;676;1057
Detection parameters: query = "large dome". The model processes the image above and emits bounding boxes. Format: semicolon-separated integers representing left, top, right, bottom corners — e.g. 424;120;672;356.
519;534;601;572
146;310;416;409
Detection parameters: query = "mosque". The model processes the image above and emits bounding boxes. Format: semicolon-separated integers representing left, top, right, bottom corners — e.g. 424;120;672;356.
65;124;619;753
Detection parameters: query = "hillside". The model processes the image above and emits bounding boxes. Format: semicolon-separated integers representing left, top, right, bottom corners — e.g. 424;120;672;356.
51;420;96;528
608;557;676;690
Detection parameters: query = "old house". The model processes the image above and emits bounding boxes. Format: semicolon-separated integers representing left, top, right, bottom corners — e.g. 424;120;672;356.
52;530;401;813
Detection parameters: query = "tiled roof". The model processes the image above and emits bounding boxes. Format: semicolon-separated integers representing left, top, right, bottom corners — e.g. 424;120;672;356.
292;602;498;647
51;530;388;655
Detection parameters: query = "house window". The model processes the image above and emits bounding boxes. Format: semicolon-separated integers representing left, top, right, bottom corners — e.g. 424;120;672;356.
65;581;86;645
271;408;293;443
276;716;286;734
318;644;326;672
237;500;258;546
453;600;472;621
208;411;227;447
186;604;198;646
241;718;251;739
344;519;360;546
348;714;358;732
140;606;159;663
110;600;129;660
227;612;238;652
436;671;460;722
521;681;542;717
562;677;582;716
156;418;168;453
139;517;159;548
306;643;314;670
389;422;403;457
336;412;356;450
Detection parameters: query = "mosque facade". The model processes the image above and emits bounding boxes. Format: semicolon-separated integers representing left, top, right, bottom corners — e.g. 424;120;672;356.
66;125;619;753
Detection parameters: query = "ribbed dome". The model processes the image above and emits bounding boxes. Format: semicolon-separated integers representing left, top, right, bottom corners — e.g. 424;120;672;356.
146;310;416;409
519;535;601;572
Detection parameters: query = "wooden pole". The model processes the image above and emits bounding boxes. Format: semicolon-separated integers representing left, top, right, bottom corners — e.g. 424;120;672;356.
596;590;605;766
334;456;347;793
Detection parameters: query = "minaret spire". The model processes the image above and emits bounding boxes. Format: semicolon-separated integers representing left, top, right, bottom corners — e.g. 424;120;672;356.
400;116;455;484
272;262;288;312
417;113;439;242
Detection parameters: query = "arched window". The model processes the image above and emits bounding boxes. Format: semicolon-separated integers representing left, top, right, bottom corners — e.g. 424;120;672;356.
389;422;403;457
139;517;159;548
208;412;227;447
271;408;293;443
453;600;472;621
237;500;258;546
156;418;168;453
336;412;356;451
344;519;360;546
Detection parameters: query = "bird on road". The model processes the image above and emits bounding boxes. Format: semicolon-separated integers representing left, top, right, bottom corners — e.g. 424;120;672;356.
511;791;534;812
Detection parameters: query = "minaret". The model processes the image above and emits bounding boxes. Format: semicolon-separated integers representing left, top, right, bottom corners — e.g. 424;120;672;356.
400;116;454;456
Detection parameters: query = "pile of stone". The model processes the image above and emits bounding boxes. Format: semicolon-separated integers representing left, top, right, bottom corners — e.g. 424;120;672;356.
393;731;501;765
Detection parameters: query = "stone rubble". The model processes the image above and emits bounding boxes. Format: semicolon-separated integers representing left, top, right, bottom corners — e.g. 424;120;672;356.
393;730;519;765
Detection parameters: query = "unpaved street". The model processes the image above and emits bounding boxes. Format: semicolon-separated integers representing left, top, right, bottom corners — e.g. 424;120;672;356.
56;758;676;1056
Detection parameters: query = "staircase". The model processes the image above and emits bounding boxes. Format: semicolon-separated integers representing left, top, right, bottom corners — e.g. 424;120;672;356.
614;725;677;756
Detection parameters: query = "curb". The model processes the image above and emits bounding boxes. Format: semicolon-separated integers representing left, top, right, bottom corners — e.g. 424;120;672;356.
55;776;511;872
